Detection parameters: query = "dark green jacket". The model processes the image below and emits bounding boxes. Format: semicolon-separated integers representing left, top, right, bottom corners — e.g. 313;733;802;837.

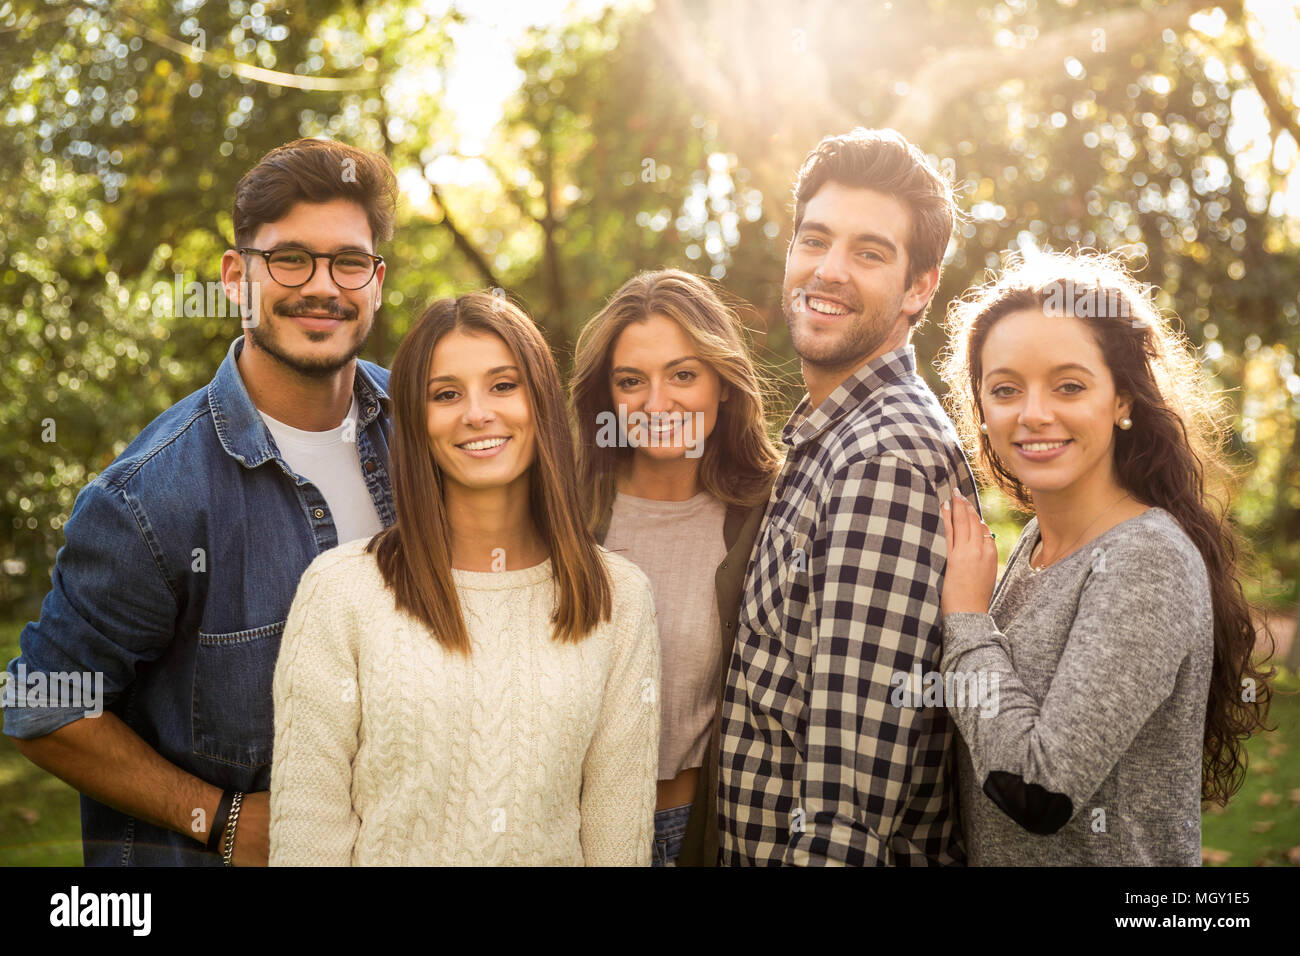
593;481;771;867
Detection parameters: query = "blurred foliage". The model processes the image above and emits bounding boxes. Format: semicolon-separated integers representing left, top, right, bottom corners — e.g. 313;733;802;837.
1;0;1298;619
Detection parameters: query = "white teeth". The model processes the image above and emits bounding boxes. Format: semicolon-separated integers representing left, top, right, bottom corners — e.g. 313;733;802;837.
808;298;849;315
460;437;508;451
1021;441;1069;452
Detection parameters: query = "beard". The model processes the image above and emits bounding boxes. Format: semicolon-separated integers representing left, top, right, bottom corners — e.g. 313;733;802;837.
246;293;373;378
782;279;903;374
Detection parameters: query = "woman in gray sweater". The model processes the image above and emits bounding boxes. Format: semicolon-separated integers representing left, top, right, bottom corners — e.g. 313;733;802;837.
935;251;1272;865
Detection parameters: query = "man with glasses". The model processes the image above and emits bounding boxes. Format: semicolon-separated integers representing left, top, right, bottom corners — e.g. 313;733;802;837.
3;139;398;866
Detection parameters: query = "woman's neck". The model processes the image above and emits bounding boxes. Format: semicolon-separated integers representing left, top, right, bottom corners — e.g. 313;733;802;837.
617;453;701;502
1030;465;1146;564
443;476;548;572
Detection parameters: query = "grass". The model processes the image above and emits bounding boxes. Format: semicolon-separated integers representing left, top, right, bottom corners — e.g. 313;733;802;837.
0;620;1295;867
1201;667;1300;866
0;744;83;866
0;619;82;866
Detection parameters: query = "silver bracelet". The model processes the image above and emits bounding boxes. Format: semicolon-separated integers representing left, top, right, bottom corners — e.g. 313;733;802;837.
221;790;245;866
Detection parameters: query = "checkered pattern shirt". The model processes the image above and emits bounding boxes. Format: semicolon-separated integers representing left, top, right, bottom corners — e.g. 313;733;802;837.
718;344;978;866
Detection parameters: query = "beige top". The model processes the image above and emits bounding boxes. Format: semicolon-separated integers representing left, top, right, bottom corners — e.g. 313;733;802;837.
268;538;660;866
603;490;727;781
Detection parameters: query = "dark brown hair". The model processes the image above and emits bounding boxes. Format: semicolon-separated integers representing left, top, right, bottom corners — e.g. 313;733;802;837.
792;128;956;326
939;250;1273;805
570;269;781;528
367;292;612;654
233;138;398;248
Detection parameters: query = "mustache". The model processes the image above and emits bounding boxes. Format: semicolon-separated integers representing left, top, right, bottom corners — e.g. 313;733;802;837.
274;300;357;320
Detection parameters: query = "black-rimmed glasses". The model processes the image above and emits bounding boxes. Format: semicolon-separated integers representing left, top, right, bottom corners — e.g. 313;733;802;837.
237;246;383;290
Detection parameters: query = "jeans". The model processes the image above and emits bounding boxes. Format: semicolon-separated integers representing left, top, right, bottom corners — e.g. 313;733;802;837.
653;803;693;867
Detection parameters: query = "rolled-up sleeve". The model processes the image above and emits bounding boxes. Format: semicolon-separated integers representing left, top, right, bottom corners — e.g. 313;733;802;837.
785;455;950;866
3;479;178;739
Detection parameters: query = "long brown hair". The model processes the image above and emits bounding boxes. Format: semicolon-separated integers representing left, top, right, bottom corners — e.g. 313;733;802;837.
570;269;781;528
939;250;1273;805
367;291;612;654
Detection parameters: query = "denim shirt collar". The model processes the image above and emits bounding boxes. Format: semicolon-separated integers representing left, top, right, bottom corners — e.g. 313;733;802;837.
782;343;917;451
207;336;390;469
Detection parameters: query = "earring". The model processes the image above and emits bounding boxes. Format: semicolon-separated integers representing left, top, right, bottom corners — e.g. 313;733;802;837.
1118;417;1132;430
979;422;988;434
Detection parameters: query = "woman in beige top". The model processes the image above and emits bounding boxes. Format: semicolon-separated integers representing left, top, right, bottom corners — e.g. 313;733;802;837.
571;269;781;865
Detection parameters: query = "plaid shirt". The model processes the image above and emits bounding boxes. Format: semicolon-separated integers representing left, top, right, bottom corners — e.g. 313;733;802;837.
718;344;978;866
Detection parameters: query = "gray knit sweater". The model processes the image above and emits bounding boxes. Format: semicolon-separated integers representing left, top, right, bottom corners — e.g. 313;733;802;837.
941;506;1214;866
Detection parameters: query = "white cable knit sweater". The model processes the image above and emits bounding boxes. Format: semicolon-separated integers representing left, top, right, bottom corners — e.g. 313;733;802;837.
268;538;660;866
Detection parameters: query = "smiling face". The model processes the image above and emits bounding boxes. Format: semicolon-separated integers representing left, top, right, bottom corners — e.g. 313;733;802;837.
979;309;1132;497
224;198;385;377
609;313;729;462
426;329;536;495
782;182;935;379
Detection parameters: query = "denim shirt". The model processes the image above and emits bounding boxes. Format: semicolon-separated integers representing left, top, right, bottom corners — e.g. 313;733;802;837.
2;336;395;865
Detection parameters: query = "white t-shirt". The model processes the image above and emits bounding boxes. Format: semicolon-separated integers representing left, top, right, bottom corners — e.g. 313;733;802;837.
258;395;384;546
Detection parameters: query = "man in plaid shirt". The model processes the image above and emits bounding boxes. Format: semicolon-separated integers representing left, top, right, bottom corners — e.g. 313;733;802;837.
718;129;980;865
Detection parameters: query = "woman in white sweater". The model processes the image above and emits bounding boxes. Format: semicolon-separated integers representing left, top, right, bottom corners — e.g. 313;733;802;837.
268;291;661;866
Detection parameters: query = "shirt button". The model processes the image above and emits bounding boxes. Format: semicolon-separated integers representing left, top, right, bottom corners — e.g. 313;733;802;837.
725;622;733;630
313;508;325;519
364;460;376;473
721;561;729;570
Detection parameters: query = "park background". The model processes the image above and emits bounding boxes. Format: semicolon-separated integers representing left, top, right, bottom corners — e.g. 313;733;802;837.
0;0;1297;865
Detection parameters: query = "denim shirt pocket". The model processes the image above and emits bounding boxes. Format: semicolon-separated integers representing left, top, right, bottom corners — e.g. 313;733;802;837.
192;620;285;769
